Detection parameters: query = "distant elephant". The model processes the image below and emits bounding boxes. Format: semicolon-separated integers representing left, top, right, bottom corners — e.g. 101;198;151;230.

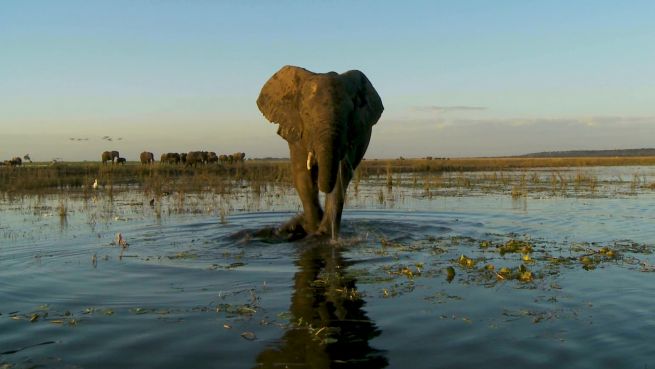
3;157;22;166
207;151;219;164
232;152;246;163
257;65;383;239
101;150;119;164
10;157;22;166
218;154;229;163
140;151;154;164
180;153;187;164
160;153;181;164
116;157;126;165
186;151;208;167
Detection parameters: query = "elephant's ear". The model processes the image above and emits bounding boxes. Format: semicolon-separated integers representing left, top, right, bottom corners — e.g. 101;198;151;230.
342;70;384;128
257;65;313;143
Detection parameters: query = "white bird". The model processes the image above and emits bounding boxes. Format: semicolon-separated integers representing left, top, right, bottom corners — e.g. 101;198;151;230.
92;179;98;189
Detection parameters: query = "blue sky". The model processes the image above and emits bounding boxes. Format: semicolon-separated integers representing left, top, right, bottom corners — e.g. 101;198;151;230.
1;1;654;161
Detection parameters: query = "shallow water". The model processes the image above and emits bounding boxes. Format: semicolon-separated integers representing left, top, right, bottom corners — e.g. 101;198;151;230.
1;167;655;368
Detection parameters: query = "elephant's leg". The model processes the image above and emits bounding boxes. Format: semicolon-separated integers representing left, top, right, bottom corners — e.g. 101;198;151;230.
287;144;323;233
317;158;353;238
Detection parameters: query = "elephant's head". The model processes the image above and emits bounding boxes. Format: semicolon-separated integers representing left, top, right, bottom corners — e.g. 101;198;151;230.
257;65;383;193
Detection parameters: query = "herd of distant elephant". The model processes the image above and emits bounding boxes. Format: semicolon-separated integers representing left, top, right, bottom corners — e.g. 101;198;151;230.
101;150;246;165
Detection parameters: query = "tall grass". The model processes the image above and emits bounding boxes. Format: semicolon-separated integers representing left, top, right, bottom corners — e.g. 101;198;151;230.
0;161;292;194
1;156;654;194
357;156;655;175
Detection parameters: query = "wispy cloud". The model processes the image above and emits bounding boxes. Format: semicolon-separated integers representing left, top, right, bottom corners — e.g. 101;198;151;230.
447;116;655;128
411;105;487;113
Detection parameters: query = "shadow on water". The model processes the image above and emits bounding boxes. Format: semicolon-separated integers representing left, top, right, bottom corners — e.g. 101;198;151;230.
246;235;388;368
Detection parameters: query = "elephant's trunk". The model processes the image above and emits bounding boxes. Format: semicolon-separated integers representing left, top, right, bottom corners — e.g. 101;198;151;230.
316;147;339;193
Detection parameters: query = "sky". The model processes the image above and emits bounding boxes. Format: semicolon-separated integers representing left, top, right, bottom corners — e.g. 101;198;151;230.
1;0;654;161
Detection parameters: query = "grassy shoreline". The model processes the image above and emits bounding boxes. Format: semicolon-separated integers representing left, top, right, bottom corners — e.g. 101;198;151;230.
2;156;655;193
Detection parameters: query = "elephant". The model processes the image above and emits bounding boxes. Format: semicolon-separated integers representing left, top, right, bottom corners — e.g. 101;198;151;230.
232;152;246;163
257;65;383;240
207;151;219;164
180;152;187;164
160;152;180;164
140;151;154;164
101;150;119;164
218;154;229;164
116;157;126;165
186;151;208;167
3;157;22;166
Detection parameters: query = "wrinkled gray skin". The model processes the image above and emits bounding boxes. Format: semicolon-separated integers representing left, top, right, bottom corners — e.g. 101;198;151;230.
140;151;154;164
257;65;383;240
160;153;180;164
101;150;120;165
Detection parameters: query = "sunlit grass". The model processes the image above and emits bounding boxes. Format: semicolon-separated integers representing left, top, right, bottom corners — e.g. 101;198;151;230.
1;157;654;197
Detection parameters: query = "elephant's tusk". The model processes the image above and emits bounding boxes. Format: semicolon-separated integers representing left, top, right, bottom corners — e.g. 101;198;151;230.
307;151;314;171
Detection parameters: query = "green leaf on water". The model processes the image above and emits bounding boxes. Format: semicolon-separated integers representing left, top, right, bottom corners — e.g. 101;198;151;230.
130;307;148;315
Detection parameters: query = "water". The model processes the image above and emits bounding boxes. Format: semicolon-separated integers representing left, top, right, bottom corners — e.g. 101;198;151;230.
1;167;655;368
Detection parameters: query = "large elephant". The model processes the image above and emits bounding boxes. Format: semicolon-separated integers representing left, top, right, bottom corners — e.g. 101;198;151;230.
101;150;119;164
257;65;383;240
140;151;154;164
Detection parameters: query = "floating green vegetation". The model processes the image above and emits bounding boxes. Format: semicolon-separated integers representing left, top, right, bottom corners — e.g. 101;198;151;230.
215;303;258;316
497;239;533;255
346;234;654;303
383;263;423;280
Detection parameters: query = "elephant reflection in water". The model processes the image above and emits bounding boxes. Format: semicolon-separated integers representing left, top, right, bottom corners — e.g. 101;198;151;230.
255;243;387;368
